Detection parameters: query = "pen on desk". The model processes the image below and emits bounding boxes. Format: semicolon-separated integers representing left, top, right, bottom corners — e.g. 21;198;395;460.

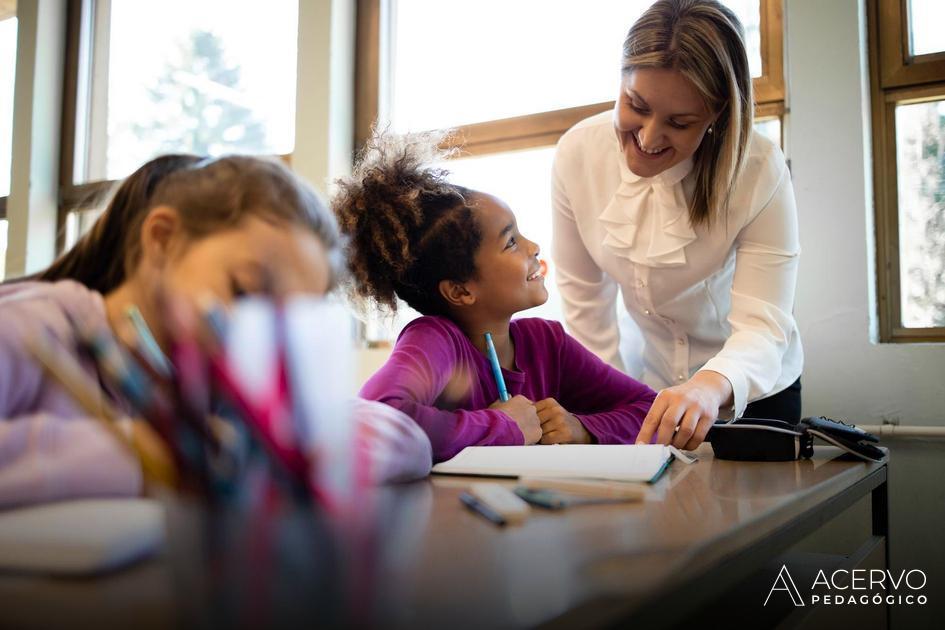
483;332;510;402
459;491;507;526
513;487;568;510
517;476;647;501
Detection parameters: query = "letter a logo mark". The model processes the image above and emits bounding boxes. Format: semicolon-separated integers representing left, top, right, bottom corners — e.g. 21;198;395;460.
764;565;805;607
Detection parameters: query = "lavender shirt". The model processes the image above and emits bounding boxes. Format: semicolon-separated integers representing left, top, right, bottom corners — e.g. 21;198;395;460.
0;281;431;508
360;316;657;462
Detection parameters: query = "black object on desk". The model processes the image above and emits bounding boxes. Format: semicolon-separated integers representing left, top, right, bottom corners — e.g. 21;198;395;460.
707;416;884;463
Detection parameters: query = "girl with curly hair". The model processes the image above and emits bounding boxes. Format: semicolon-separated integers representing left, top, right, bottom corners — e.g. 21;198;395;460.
334;134;656;463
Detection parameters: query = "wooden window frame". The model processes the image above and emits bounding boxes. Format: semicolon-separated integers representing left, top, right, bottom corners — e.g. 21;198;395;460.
355;0;786;157
868;0;945;342
56;0;293;255
876;0;945;89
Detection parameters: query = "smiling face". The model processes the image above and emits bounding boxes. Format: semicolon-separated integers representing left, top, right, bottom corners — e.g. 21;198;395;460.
614;67;716;178
458;192;548;319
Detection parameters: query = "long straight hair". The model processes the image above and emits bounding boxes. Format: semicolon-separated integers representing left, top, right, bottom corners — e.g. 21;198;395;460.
622;0;753;227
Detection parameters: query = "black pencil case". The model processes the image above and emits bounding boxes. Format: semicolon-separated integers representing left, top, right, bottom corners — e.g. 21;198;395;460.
706;416;886;463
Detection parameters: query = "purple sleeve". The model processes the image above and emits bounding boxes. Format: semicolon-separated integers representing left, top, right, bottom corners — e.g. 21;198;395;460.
0;289;142;508
359;321;523;463
0;414;142;508
352;398;432;483
552;323;656;444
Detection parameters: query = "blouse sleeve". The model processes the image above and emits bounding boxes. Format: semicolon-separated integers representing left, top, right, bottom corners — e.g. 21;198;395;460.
552;146;625;370
699;153;801;418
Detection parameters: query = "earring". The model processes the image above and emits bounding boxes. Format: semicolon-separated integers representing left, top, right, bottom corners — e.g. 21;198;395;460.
707;125;714;135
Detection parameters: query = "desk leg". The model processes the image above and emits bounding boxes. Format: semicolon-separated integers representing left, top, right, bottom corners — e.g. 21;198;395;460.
872;479;891;630
871;480;889;542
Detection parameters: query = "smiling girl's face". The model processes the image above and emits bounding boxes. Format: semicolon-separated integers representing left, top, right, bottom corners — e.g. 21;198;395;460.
614;67;716;178
461;192;548;319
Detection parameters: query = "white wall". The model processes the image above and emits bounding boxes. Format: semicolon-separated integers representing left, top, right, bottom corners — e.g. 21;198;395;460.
787;0;945;426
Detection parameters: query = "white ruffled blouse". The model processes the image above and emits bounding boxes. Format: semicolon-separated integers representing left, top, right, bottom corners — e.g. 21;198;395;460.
551;111;803;418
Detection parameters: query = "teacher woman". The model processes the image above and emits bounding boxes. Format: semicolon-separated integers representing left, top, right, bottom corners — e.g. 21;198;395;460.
552;0;802;449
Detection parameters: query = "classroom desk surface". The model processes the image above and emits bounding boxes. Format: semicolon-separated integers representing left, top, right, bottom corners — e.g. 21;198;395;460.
0;445;888;630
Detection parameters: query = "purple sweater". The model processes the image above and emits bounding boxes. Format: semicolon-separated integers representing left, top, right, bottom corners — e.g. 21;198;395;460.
0;281;432;508
360;316;657;462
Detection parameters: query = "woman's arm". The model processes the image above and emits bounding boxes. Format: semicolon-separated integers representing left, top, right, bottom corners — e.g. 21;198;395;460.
551;150;624;370
638;151;800;448
698;157;800;418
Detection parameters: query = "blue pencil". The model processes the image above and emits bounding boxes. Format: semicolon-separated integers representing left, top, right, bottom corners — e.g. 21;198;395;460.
483;332;510;402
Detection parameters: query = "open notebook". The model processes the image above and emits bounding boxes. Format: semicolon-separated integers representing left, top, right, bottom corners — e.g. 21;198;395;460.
431;444;693;483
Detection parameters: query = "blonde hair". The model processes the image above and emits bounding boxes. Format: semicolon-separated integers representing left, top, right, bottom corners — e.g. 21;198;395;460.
622;0;753;226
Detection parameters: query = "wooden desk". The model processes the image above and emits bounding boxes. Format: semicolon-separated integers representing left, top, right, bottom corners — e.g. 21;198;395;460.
0;445;888;629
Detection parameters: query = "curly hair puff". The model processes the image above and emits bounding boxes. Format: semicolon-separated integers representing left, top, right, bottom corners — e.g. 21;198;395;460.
332;131;482;317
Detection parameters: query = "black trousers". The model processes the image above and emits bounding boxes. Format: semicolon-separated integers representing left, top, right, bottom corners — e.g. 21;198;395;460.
742;377;802;423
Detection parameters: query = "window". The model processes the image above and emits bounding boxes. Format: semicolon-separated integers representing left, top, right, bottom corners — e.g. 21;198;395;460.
356;0;786;340
0;6;16;280
0;219;7;281
387;0;764;133
59;0;298;251
0;11;14;199
869;0;945;341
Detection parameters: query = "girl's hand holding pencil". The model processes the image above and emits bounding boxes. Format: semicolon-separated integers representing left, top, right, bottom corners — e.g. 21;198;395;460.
489;395;542;445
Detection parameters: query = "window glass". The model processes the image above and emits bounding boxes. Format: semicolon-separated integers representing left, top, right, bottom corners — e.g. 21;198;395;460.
85;0;297;182
0;16;17;197
63;208;104;252
0;218;7;280
908;0;945;57
754;116;781;146
445;147;561;322
895;98;945;327
389;0;762;132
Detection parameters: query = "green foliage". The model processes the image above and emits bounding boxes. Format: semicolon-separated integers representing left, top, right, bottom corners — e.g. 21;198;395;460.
906;105;945;327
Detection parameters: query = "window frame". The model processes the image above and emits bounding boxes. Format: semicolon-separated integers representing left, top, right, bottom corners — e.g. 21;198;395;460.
868;0;945;342
0;8;14;224
355;0;786;157
56;0;294;255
